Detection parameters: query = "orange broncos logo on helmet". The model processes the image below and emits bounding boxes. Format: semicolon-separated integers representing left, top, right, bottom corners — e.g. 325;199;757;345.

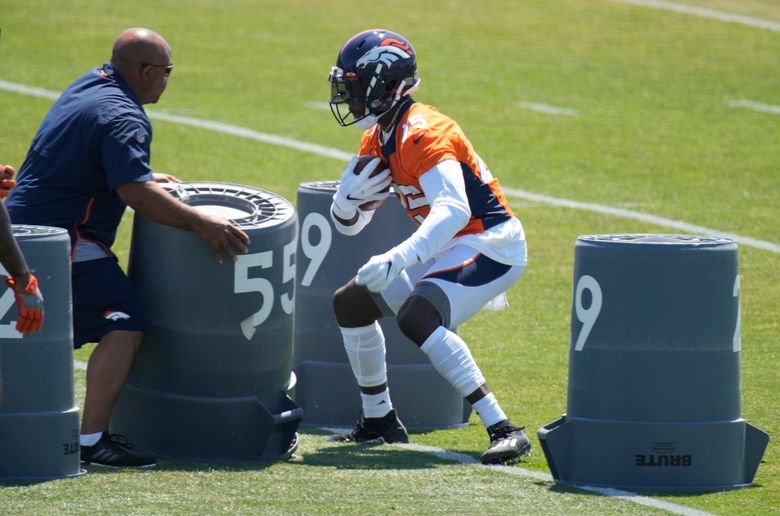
380;37;414;56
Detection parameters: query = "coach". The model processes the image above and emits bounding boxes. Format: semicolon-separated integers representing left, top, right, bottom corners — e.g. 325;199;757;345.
6;27;249;468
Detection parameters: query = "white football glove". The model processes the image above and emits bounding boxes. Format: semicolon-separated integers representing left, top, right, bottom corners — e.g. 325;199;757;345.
356;249;405;293
332;156;392;220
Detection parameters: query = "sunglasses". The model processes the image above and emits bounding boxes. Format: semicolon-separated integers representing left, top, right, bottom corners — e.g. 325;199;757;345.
141;62;174;75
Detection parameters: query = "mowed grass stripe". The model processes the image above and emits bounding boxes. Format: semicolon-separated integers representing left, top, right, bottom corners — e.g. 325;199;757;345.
2;79;778;256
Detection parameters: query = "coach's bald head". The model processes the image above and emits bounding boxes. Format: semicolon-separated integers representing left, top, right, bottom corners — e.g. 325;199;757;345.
110;28;173;105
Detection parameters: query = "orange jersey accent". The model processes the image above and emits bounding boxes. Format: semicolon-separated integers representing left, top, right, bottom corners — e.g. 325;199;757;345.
358;101;514;236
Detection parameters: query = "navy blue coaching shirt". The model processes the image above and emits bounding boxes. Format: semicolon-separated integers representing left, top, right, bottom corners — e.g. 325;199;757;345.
6;64;155;259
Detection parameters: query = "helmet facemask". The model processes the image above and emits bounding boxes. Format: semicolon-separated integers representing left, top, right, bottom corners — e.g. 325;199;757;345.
328;29;420;128
329;67;419;128
329;66;370;127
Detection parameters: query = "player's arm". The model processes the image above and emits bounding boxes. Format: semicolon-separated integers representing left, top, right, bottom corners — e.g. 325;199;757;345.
331;205;376;236
0;203;31;283
356;160;471;292
0;202;44;334
330;156;391;236
397;159;472;263
116;180;249;264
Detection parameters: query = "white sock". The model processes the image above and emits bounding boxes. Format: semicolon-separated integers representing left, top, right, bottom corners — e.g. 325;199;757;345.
361;390;393;418
420;326;485;398
340;322;388;387
340;322;394;417
472;392;507;428
80;431;103;447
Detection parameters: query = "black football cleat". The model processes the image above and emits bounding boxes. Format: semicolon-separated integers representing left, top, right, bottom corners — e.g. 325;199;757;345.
80;433;156;468
328;409;409;444
480;420;532;465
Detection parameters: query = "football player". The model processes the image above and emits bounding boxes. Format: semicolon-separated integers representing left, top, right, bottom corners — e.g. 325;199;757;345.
327;29;531;464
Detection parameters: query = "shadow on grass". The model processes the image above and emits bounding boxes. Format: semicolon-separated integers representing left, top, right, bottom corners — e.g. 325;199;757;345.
81;433;315;475
81;429;454;475
0;470;87;487
81;458;278;475
299;426;485;471
297;441;453;471
0;459;277;481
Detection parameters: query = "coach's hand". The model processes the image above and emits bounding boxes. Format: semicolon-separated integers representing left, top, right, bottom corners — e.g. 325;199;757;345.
152;172;182;183
193;212;250;265
117;180;251;265
356;249;405;293
6;274;44;335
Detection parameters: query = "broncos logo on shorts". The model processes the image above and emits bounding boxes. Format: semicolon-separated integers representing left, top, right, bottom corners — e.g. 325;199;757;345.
103;310;131;321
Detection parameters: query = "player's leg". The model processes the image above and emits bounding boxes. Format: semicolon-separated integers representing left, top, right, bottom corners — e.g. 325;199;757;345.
330;277;407;443
72;257;155;467
396;246;531;464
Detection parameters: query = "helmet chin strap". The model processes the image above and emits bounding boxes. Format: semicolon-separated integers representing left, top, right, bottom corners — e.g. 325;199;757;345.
356;77;421;130
388;77;420;108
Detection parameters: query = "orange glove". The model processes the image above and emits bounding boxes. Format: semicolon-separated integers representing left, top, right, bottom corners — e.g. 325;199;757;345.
0;164;16;198
5;274;44;335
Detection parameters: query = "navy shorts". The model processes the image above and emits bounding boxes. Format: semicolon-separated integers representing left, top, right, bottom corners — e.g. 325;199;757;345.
72;257;148;348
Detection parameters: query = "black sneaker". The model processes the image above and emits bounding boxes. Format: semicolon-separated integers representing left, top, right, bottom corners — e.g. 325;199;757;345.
480;420;531;465
327;409;409;444
80;433;156;468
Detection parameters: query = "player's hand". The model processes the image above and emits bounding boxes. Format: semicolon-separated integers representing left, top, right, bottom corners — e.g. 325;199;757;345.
5;274;44;335
193;212;250;264
348;157;391;203
0;163;17;198
356;250;404;293
332;156;391;219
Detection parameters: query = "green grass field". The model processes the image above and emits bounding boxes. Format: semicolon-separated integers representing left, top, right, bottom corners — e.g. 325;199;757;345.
1;0;778;514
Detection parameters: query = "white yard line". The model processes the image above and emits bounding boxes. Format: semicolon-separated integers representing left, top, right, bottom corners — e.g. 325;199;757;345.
2;78;778;256
728;99;780;116
0;79;60;101
518;102;578;116
303;101;332;111
149;111;352;162
571;484;714;516
504;188;780;255
612;0;780;32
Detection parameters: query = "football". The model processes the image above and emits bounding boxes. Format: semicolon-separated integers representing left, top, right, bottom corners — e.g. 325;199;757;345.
353;155;390;211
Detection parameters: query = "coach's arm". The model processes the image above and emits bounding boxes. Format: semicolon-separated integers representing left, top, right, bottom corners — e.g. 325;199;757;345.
116;180;250;264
